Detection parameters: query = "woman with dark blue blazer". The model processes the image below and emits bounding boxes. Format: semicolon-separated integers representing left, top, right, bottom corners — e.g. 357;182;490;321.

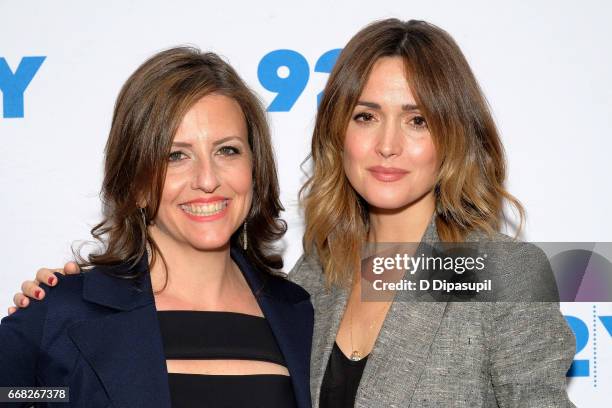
1;248;312;407
0;47;313;408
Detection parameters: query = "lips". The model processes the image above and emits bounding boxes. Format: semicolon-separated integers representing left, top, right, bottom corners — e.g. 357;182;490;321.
367;166;409;182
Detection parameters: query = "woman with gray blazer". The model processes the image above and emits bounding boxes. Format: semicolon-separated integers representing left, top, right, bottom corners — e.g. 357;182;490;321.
295;19;576;407
9;19;575;408
290;217;575;407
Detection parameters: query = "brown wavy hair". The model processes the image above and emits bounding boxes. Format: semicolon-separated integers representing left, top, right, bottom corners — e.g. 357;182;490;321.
78;47;286;283
301;19;524;287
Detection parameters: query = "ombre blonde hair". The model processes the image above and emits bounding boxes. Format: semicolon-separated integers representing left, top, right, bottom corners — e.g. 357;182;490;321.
301;19;524;287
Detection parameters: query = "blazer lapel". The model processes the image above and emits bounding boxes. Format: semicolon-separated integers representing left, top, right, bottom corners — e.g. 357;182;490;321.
355;215;448;407
308;278;449;408
68;259;171;408
68;304;171;408
308;285;447;408
354;301;448;407
259;295;313;408
231;247;313;408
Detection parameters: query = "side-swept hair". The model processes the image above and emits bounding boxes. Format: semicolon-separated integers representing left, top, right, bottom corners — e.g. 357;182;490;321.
80;47;286;282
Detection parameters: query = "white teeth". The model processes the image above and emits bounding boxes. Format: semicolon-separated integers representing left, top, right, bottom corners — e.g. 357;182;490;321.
180;200;228;217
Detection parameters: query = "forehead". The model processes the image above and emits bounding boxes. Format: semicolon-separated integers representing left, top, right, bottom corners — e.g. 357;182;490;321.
174;94;248;141
360;56;416;104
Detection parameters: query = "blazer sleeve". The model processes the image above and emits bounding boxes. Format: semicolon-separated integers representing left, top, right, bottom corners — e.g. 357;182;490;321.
487;244;576;408
0;288;48;388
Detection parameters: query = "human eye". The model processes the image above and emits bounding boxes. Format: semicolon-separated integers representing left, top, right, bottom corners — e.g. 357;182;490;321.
409;115;428;130
353;111;376;123
217;145;241;156
168;151;187;162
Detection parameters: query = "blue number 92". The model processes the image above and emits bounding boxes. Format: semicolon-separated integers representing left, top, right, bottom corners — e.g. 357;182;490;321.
257;49;341;112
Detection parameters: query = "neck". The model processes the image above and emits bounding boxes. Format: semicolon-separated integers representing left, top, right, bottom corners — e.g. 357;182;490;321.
147;226;243;308
368;189;436;243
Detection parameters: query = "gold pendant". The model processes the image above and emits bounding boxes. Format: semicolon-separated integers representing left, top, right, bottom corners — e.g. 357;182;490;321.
350;350;362;361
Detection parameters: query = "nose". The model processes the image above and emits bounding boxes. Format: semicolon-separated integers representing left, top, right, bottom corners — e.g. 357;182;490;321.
375;121;403;159
191;156;220;193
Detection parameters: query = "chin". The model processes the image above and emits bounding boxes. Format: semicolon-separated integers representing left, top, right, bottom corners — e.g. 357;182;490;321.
368;199;412;212
362;187;434;212
361;190;411;210
184;231;233;251
190;240;231;251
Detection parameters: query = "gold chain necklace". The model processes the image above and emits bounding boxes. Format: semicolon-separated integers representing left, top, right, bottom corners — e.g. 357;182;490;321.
349;304;363;361
348;294;391;362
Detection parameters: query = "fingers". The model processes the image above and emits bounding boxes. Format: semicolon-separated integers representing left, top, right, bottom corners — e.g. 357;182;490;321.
64;261;81;275
21;280;44;301
7;306;17;315
13;292;29;308
12;263;80;312
33;263;80;288
36;268;60;287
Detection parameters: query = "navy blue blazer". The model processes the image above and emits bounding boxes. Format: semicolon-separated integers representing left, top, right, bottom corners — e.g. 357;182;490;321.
0;247;314;408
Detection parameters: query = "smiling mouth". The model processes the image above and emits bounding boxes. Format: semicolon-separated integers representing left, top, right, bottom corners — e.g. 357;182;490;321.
180;200;229;217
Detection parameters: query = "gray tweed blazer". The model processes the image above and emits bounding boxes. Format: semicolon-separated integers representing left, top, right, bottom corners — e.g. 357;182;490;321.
289;217;576;408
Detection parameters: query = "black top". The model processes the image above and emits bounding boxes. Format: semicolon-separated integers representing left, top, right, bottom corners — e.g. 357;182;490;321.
319;342;369;408
157;311;297;408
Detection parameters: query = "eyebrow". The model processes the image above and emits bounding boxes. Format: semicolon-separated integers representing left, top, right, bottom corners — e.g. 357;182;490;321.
213;136;244;146
171;141;192;148
356;101;420;111
171;136;244;147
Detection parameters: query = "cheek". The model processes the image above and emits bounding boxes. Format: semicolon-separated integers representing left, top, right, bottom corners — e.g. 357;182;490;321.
154;173;189;228
159;173;188;205
406;138;438;181
220;160;253;208
233;164;253;193
234;173;253;210
343;128;372;179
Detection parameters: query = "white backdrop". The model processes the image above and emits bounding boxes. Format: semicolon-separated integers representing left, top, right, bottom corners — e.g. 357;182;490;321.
1;0;611;406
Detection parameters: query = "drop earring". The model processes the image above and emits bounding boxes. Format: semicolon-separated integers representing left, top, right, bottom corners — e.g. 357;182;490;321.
243;220;248;251
139;207;152;259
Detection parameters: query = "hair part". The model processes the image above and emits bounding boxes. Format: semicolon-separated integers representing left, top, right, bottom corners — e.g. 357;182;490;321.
301;19;524;287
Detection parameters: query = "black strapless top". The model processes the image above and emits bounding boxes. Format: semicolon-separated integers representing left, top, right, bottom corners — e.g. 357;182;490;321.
319;342;368;408
157;311;297;408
